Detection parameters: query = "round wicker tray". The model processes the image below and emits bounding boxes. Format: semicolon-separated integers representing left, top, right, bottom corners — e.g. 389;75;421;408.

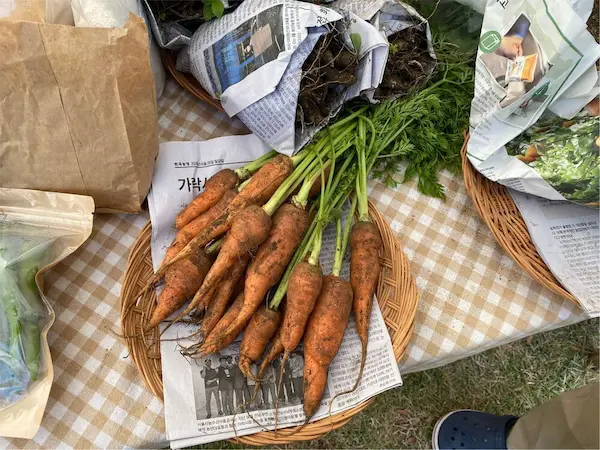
120;201;418;445
161;51;225;112
461;136;578;305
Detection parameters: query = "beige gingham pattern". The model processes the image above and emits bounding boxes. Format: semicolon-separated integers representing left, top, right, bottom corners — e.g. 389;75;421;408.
0;78;586;448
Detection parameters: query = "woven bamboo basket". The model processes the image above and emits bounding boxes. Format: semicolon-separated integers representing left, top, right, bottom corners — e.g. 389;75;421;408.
461;136;578;305
162;51;225;112
120;201;418;445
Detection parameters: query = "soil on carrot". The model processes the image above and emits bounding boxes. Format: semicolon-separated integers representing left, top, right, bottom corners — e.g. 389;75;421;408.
296;25;359;129
374;25;435;100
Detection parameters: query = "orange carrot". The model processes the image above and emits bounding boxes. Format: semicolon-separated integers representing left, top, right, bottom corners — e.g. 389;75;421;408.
349;220;382;389
201;253;251;336
303;275;353;419
146;248;213;330
280;260;323;354
251;330;284;400
205;291;245;341
167;205;272;332
164;189;237;265
139;154;293;296
201;203;309;355
176;169;239;229
238;306;282;379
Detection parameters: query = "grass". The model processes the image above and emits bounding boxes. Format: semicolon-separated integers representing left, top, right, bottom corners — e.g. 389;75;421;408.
196;318;599;449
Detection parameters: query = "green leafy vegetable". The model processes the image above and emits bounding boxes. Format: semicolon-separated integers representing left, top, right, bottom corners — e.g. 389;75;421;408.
211;0;225;18
350;33;362;54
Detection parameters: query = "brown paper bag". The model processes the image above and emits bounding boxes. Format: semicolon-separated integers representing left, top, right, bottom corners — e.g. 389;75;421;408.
0;12;159;213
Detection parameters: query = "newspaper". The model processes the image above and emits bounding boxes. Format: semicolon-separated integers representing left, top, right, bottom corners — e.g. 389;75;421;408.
146;137;403;447
510;191;599;317
177;0;388;154
333;0;436;101
465;0;600;205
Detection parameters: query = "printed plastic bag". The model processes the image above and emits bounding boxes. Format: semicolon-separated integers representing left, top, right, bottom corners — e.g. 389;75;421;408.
0;188;94;439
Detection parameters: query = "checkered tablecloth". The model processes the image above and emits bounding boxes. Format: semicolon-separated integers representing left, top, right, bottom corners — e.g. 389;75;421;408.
0;79;587;448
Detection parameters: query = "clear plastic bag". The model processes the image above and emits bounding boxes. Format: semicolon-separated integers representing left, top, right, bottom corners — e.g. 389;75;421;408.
0;188;94;439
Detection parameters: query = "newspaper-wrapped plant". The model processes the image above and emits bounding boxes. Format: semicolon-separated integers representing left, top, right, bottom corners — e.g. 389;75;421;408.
334;0;436;101
143;0;242;49
296;22;359;128
177;0;387;154
466;0;600;207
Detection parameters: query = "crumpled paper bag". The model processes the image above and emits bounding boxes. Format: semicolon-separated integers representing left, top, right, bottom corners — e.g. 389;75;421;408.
0;10;159;213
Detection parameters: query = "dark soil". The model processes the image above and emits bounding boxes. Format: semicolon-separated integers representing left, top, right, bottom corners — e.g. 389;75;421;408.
296;25;359;128
148;0;206;31
374;25;435;100
589;0;599;43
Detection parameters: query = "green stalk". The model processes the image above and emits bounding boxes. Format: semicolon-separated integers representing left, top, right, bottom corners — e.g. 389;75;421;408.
292;139;353;208
262;149;317;216
329;106;369;131
206;238;223;255
356;119;369;222
237;177;251;192
307;227;323;267
234;150;278;180
341;196;357;260
331;218;344;277
291;147;311;167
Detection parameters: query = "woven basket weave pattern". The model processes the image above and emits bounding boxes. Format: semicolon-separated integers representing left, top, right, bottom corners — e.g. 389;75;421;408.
461;137;578;305
162;51;225;112
120;201;417;445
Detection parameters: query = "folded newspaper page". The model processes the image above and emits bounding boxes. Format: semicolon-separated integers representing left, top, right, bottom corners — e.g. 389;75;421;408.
510;191;599;317
177;0;388;154
465;0;600;205
333;0;436;102
147;139;402;447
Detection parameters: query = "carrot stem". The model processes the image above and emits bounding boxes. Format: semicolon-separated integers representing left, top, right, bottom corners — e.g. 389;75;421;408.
206;238;222;255
235;150;278;180
332;218;344;277
356;119;369;222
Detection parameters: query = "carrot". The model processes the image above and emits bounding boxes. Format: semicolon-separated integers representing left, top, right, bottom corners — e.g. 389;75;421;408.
164;189;237;265
176;190;236;247
205;291;245;341
346;114;382;392
250;330;284;401
139;154;294;295
280;260;322;353
175;150;278;229
202;203;309;354
258;331;284;380
349;220;381;388
165;204;272;334
175;169;239;229
146;248;213;330
303;274;353;419
201;253;251;336
238;305;282;379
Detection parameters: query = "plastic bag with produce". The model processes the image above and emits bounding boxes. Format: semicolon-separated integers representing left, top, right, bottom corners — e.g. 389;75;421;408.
0;188;94;439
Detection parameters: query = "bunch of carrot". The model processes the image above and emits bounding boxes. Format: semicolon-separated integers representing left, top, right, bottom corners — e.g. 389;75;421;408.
136;107;389;422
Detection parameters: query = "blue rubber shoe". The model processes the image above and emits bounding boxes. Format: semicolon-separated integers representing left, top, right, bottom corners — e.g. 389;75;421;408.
432;410;518;450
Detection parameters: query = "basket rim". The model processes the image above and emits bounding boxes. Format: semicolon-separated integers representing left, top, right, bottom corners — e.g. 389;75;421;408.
161;50;225;112
461;135;578;305
120;201;418;445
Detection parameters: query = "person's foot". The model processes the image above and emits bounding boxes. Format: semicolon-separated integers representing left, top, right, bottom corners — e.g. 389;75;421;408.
205;413;212;419
218;410;223;416
432;410;518;450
